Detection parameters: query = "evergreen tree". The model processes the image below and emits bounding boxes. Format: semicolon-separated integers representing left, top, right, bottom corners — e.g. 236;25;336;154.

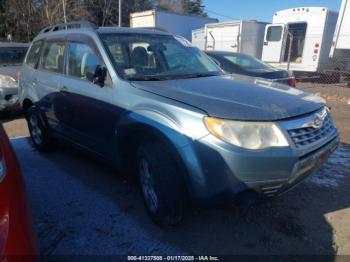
181;0;207;16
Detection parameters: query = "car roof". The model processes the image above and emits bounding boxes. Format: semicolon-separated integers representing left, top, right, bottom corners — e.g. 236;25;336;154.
97;27;172;36
33;24;172;42
205;51;240;56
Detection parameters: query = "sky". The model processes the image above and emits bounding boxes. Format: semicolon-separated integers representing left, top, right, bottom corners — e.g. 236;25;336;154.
203;0;342;22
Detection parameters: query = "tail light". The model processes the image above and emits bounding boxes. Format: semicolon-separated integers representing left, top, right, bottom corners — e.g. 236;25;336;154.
16;70;21;81
288;77;297;87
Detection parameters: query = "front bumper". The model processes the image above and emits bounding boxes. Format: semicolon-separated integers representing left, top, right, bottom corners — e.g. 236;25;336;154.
0;87;20;112
246;136;339;197
179;132;339;205
0;96;20;112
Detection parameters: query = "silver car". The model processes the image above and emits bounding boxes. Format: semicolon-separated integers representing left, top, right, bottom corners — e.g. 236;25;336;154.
0;42;29;115
19;21;339;225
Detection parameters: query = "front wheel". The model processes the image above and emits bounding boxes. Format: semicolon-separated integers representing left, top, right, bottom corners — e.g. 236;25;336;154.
137;140;187;226
27;106;55;152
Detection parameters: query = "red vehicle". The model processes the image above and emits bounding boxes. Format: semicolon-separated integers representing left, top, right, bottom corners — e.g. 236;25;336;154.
0;124;37;258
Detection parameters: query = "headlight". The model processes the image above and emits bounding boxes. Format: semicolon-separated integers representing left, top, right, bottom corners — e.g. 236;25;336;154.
204;117;289;150
0;74;17;88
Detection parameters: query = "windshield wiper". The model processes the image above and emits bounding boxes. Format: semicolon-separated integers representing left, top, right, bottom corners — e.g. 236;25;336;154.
126;72;220;81
179;72;220;79
126;76;167;81
127;75;171;81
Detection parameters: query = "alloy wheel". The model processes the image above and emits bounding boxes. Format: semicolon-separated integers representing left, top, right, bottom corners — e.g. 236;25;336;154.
139;158;159;213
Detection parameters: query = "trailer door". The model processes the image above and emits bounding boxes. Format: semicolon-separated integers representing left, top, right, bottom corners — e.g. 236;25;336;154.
262;24;286;62
206;23;240;51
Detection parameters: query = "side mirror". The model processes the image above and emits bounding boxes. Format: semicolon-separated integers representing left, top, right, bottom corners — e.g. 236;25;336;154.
86;65;107;87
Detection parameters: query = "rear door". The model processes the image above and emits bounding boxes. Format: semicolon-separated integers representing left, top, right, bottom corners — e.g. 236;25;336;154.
262;24;287;62
20;40;44;101
34;38;70;135
206;24;241;51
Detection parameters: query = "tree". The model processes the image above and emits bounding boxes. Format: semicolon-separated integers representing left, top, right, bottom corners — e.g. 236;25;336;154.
155;0;181;12
181;0;206;17
0;0;208;42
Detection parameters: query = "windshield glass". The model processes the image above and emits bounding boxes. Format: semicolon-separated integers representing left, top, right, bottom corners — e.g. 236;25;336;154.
101;33;222;81
0;47;28;66
223;53;270;71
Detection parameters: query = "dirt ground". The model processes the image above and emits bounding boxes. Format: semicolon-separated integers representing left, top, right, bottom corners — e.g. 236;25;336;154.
1;83;350;256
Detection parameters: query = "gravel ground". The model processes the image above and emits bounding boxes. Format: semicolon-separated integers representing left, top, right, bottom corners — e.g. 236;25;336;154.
1;83;350;256
10;137;350;256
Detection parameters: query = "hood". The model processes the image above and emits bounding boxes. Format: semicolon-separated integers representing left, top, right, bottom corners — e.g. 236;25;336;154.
0;66;21;79
131;75;325;121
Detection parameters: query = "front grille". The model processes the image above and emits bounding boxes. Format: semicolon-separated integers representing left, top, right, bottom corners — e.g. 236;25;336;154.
288;113;336;148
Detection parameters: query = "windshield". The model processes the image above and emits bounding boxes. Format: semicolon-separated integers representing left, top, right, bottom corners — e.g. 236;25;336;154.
0;47;28;66
101;33;222;81
222;53;270;71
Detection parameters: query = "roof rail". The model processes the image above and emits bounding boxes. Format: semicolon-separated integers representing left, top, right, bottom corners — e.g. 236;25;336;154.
135;27;169;33
39;21;98;35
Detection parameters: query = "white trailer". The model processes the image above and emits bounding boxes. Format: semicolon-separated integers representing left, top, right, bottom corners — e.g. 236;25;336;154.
330;0;350;73
331;0;350;55
192;20;267;59
192;28;206;50
130;10;218;40
261;7;338;73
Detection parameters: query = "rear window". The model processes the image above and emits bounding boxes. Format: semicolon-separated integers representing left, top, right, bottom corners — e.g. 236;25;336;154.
0;46;28;66
26;41;43;68
223;53;270;70
266;26;283;42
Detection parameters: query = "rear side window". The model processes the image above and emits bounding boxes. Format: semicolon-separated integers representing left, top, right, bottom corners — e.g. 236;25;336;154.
26;40;43;68
67;42;104;80
42;42;66;73
266;26;283;42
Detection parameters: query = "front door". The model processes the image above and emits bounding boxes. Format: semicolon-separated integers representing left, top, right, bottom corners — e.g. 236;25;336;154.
61;35;118;155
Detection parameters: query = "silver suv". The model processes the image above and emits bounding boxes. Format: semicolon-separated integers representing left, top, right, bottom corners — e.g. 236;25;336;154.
19;21;339;225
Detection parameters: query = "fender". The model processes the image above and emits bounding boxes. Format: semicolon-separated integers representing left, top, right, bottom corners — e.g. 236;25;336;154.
117;108;193;147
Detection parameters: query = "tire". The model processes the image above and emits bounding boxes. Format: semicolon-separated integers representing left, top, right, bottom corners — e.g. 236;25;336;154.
26;106;55;152
0;111;9;119
137;140;187;226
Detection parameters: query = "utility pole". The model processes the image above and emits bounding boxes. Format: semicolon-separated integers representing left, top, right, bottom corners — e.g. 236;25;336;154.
62;0;67;24
118;0;122;27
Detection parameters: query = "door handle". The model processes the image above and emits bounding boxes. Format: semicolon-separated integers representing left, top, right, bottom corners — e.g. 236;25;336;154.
59;86;69;96
59;86;68;92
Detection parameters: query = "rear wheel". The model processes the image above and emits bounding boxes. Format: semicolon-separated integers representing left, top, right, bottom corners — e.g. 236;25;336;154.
137;140;187;226
27;106;55;152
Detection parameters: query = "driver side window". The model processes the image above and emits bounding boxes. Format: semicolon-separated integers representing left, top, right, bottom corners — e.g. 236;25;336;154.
67;42;102;81
67;42;111;87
